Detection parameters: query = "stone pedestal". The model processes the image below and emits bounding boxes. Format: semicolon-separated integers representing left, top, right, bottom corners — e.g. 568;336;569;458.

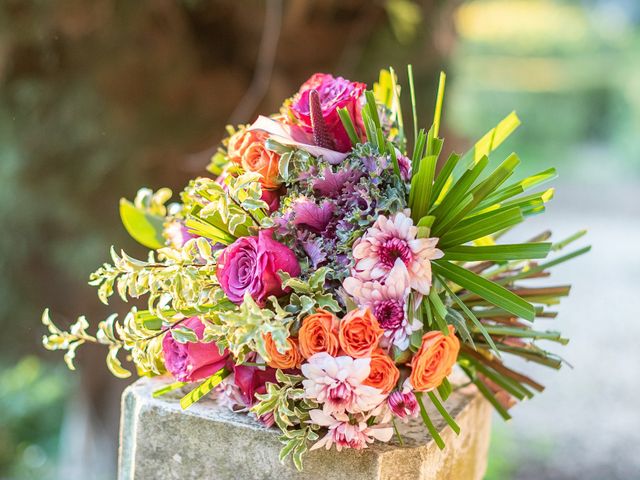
118;377;492;480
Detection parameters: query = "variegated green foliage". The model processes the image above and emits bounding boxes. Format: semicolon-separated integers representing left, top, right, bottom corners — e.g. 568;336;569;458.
181;172;273;243
89;237;222;313
276;145;313;184
204;293;294;364
279;267;341;320
41;307;167;378
204;268;341;364
252;370;319;471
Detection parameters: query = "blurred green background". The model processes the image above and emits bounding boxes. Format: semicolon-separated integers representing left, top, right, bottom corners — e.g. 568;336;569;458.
0;0;638;478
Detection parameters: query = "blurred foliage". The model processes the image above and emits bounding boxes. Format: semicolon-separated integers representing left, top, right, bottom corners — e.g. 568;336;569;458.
0;0;457;360
0;357;70;479
448;0;640;176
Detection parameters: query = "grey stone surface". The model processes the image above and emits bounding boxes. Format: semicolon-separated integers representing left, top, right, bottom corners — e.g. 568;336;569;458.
118;377;492;480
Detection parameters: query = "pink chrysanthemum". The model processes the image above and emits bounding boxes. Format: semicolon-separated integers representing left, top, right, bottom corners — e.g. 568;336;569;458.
301;353;386;415
308;409;393;452
351;210;443;295
343;259;421;350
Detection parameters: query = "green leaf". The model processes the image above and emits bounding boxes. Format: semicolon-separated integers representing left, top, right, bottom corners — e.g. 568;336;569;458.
153;381;187;398
438;207;524;250
433;153;520;236
427;288;450;334
409;155;437;220
119;198;165;250
180;368;230;410
470;111;521;164
430;156;489;221
407;64;418;154
443;243;552;262
431;153;460;206
106;346;132;379
171;326;199;344
427;391;460;435
552;230;588;251
439;207;523;248
478;167;557;209
467;370;512;421
440;277;499;356
415;392;445;449
338;108;361;146
500;246;592;283
432;71;446;138
437;378;452;402
433;260;535;321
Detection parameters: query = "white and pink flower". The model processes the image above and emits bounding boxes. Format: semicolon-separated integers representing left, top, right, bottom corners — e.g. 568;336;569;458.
301;353;386;415
351;210;443;295
308;409;393;451
343;259;421;350
387;382;420;421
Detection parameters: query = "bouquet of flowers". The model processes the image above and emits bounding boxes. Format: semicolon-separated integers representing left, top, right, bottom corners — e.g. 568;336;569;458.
42;67;589;470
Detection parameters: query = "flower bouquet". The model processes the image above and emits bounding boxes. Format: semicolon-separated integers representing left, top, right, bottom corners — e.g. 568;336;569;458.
42;67;589;470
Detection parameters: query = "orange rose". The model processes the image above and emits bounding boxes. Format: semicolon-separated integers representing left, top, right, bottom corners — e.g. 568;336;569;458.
364;349;400;394
227;129;281;190
410;325;460;392
298;309;340;358
338;308;384;358
263;333;302;370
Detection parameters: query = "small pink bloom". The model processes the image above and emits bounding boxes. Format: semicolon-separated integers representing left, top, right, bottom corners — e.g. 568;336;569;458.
301;353;385;415
290;73;366;152
216;230;301;305
308;409;393;452
343;259;421;350
162;317;229;383
352;210;443;296
164;220;195;249
387;389;419;420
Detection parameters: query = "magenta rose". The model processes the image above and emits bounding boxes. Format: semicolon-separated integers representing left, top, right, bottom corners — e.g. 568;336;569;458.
290;73;366;153
261;187;283;213
216;230;300;305
232;364;277;407
162;317;229;383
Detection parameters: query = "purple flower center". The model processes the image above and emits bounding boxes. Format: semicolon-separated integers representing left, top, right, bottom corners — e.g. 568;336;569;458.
379;237;412;269
374;299;405;330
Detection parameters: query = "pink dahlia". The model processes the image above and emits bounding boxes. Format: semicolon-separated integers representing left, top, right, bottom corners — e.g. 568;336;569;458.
351;210;443;295
301;353;386;415
308;409;393;452
343;259;421;350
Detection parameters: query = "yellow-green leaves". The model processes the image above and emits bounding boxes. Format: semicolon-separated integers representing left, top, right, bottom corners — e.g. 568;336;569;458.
180;368;230;410
119;198;166;250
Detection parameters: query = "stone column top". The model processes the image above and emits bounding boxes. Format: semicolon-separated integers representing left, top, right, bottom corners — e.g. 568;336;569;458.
119;377;491;480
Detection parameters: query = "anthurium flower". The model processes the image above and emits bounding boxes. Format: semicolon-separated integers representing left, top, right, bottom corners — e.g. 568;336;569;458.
290;73;366;152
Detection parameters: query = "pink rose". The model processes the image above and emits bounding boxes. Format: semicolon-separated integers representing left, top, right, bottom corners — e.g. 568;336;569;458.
216;230;300;305
162;317;229;383
290;73;366;152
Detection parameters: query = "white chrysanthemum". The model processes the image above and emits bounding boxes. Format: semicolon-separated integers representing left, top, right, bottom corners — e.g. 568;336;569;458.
301;353;386;414
308;409;393;451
